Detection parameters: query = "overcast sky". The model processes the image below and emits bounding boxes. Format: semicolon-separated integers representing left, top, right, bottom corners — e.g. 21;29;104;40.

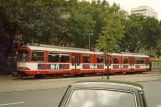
107;0;161;20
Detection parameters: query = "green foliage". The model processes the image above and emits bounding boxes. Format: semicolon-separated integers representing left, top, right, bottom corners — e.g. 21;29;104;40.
68;0;125;50
119;14;146;52
69;1;95;48
142;17;161;57
119;14;161;58
1;0;161;58
0;0;71;44
143;17;161;49
96;2;126;52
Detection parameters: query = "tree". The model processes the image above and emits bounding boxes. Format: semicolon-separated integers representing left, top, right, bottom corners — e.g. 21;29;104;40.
95;1;126;79
0;0;74;59
68;1;95;48
68;0;126;49
148;19;161;58
0;0;72;44
143;17;161;49
17;0;70;45
140;17;161;57
119;14;146;52
96;2;125;52
0;0;21;59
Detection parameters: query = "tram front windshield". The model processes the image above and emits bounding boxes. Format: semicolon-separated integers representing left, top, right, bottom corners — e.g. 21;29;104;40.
18;50;29;62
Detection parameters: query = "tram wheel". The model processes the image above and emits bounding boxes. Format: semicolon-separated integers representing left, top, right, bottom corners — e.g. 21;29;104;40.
34;75;43;79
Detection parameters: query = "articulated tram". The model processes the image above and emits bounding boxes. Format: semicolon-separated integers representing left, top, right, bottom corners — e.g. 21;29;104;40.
13;44;150;78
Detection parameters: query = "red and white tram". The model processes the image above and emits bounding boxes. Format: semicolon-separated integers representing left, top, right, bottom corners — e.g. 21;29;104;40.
107;53;149;73
13;44;149;78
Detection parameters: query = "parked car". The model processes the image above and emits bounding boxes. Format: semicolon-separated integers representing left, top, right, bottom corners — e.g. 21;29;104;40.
58;80;147;107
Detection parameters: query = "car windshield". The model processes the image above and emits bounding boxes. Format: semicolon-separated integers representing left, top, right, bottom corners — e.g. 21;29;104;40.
67;89;136;107
17;50;29;62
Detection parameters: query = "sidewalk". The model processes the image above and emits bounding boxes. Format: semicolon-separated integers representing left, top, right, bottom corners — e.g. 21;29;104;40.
0;72;161;93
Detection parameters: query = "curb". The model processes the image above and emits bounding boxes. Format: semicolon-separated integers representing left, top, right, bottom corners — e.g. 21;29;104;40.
135;79;161;83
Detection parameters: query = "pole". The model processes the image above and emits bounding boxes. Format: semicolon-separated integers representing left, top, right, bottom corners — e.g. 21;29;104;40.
107;54;110;79
102;70;104;79
102;51;105;79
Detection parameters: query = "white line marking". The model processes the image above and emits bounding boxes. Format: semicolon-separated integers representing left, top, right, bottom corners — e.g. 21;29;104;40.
0;102;25;106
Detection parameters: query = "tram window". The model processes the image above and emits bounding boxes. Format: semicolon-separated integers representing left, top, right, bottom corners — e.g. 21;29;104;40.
113;56;119;63
136;58;144;64
48;52;59;62
60;53;69;62
140;58;145;64
32;51;44;61
123;57;128;63
97;55;104;63
83;54;90;63
136;58;140;64
18;50;29;62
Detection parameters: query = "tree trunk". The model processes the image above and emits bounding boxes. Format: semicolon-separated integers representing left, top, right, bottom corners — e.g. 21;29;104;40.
5;35;13;60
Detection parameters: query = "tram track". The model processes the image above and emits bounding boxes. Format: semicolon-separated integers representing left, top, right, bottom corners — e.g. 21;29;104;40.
14;72;161;80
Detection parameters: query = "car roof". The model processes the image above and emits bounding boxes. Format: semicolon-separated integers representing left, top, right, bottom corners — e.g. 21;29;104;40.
69;80;143;91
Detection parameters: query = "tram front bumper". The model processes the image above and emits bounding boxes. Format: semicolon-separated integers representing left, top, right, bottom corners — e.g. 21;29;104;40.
12;70;28;77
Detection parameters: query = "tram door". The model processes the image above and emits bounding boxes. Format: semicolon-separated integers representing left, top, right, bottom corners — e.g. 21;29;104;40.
129;57;135;72
72;53;81;72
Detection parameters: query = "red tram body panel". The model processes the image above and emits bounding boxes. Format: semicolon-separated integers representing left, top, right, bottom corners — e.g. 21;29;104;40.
14;44;149;78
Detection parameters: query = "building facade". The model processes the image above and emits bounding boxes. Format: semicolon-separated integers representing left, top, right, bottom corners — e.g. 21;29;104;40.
131;6;158;19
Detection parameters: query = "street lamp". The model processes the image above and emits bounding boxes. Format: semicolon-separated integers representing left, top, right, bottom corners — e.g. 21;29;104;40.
89;34;90;49
88;32;93;50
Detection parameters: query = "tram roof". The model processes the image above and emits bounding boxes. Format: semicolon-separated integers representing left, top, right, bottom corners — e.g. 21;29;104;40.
120;52;149;57
21;44;149;57
25;44;103;54
106;53;149;57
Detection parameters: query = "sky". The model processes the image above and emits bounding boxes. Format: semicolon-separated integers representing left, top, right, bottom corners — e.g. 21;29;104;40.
107;0;161;20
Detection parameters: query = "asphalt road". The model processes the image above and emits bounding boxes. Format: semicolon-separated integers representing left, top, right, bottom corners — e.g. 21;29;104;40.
0;81;161;107
1;72;161;93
